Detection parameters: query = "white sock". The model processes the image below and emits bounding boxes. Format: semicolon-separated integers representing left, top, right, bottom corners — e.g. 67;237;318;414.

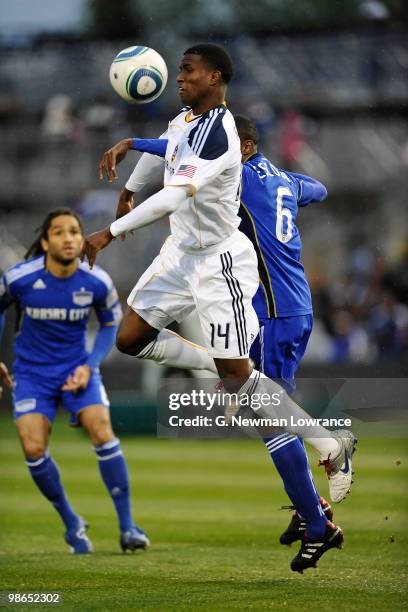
238;370;340;460
137;329;218;374
305;437;340;461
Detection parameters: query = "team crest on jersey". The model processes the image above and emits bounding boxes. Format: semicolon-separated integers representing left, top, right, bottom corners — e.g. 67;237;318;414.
171;145;178;163
72;288;93;306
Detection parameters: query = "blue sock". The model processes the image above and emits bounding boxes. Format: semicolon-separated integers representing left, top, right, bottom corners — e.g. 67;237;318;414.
94;438;133;532
264;434;327;538
26;453;79;529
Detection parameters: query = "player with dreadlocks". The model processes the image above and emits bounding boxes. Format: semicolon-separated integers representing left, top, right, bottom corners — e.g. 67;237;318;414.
0;209;149;554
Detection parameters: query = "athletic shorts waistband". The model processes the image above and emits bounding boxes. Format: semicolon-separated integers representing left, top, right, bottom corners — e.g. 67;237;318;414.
169;230;247;257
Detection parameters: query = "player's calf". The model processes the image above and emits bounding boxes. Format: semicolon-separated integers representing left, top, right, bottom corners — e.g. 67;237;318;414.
116;307;158;356
93;436;150;551
25;452;84;544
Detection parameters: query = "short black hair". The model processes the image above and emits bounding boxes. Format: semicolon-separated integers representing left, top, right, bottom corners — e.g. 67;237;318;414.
184;43;233;84
234;115;259;145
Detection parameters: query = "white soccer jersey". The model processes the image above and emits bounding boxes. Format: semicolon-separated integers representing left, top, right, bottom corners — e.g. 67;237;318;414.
126;105;242;250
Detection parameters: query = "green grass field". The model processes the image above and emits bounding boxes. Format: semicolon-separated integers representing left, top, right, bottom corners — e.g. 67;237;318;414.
0;414;407;611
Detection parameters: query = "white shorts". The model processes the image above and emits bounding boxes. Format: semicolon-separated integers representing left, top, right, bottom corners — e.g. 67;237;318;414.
127;230;260;358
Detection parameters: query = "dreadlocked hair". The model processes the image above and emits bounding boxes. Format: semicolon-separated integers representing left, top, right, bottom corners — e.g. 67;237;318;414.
15;209;83;333
24;208;84;260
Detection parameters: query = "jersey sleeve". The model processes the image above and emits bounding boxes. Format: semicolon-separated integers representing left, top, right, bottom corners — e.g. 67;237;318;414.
131;138;167;158
287;172;328;206
125;130;167;193
168;108;240;194
93;271;122;327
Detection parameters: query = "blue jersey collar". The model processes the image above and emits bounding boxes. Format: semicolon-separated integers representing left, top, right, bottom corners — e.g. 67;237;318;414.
244;152;263;164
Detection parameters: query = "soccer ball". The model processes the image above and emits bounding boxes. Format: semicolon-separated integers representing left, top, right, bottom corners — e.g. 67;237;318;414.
109;46;168;104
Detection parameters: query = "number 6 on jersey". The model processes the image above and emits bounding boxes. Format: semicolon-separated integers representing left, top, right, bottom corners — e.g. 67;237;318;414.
276;186;293;243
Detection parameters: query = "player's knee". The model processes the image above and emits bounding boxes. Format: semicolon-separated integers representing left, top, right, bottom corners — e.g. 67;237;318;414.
93;430;114;447
21;436;46;460
89;420;114;446
116;330;147;356
115;330;132;354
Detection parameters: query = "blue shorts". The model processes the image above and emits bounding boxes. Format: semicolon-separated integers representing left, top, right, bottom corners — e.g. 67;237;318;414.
249;314;313;394
12;369;110;426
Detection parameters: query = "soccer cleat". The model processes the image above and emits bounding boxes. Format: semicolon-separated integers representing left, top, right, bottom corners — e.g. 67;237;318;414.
319;430;358;503
65;517;93;554
120;526;150;552
280;497;333;546
290;521;344;573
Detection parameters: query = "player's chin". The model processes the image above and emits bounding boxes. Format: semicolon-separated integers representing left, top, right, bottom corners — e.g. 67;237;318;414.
179;91;193;105
55;253;78;265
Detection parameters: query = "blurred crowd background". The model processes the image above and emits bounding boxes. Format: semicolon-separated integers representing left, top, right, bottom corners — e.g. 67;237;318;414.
1;0;407;391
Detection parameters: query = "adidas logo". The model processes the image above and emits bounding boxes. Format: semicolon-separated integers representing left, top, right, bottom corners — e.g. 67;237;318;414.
33;278;46;289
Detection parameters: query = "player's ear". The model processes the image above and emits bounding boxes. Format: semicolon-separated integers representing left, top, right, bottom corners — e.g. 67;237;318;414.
241;139;252;156
40;237;49;253
210;69;222;86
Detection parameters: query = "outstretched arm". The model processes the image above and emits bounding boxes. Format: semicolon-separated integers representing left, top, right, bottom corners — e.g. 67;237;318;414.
105;139;169;238
288;172;328;206
99;138;168;182
80;185;190;268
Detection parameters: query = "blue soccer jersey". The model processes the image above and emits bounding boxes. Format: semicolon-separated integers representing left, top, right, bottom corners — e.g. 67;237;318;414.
0;256;122;378
240;153;327;318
